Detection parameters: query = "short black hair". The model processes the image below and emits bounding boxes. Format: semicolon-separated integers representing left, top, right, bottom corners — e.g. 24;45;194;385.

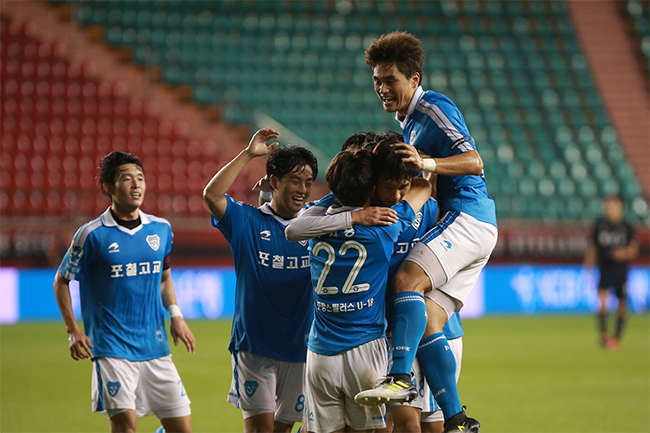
377;130;405;144
99;151;144;195
373;138;420;184
267;145;318;182
365;31;425;83
326;150;375;207
341;131;379;151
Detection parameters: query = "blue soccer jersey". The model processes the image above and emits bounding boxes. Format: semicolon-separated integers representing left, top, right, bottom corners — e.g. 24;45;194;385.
385;198;463;340
57;208;172;361
308;201;415;356
398;87;497;228
213;195;313;363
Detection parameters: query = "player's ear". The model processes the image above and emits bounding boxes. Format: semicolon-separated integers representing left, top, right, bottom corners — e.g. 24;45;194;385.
269;174;278;191
102;182;113;197
411;72;420;88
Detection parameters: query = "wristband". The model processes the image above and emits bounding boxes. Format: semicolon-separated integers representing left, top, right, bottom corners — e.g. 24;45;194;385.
423;158;437;173
167;304;183;318
260;191;273;200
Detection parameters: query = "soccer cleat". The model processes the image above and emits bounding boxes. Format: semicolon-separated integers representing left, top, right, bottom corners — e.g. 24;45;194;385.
354;376;418;406
443;407;480;433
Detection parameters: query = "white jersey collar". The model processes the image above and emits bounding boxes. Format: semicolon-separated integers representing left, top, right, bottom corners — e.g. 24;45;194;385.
101;207;151;234
396;86;424;130
259;202;296;225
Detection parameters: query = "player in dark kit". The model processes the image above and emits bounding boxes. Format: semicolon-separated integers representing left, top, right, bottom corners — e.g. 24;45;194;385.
584;195;639;351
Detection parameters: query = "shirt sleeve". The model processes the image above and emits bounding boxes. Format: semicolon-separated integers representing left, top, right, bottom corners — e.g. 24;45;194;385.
413;98;476;158
57;226;88;281
285;205;352;241
211;195;250;242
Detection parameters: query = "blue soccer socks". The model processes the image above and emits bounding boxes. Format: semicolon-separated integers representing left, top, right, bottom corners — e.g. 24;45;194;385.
418;332;462;420
389;291;427;375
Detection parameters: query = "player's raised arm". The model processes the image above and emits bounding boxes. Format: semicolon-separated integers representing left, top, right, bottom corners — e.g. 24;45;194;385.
53;272;93;360
203;128;279;220
160;268;195;354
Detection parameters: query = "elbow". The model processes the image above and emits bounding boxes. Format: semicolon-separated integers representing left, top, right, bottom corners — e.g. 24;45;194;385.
284;226;300;242
472;155;484;176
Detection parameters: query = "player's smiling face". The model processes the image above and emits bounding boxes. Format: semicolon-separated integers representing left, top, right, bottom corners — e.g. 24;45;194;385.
271;165;314;218
372;63;420;117
373;177;412;207
106;163;146;217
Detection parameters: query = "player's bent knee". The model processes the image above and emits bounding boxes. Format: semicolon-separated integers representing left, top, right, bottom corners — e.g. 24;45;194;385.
393;261;431;295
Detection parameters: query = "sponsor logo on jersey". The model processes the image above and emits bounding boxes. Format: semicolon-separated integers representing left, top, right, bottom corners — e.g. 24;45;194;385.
395;346;411;351
260;230;271;241
450;135;472;151
156;330;164;342
107;381;121;397
299;240;308;247
244;380;259;397
108;242;120;253
440;240;452;251
70;245;84;265
343;228;355;238
146;234;160;251
412;212;423;230
410;130;417;143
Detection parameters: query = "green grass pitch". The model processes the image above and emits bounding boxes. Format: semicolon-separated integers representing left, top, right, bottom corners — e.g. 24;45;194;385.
1;315;648;432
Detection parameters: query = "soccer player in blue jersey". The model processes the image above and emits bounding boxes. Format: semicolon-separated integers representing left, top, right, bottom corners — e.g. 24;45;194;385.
53;151;194;433
303;148;431;433
286;135;465;433
203;128;318;433
355;32;499;433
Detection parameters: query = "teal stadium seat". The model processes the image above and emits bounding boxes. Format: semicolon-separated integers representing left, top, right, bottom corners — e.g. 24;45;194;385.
63;0;649;222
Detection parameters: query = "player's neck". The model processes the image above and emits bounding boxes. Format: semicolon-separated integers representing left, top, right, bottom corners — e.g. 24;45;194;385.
268;200;297;220
110;204;140;221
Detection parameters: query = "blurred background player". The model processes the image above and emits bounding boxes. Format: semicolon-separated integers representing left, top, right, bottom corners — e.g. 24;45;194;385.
584;195;639;351
53;151;195;433
303;148;431;433
356;31;498;433
203;128;317;433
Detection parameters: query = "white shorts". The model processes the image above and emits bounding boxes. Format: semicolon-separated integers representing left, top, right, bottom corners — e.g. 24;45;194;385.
306;338;388;432
91;355;191;419
386;337;463;420
406;211;497;307
228;351;305;425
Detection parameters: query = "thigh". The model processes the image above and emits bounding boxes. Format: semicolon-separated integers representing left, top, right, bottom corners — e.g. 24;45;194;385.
92;357;139;414
273;360;306;425
232;351;278;416
306;349;346;433
419;212;497;286
342;338;387;431
138;355;191;418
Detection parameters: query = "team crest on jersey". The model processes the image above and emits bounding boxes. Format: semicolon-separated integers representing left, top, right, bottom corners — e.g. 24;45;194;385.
107;381;121;397
244;380;259;397
108;242;120;253
70;245;84;265
146;234;160;251
410;130;417;143
260;230;271;241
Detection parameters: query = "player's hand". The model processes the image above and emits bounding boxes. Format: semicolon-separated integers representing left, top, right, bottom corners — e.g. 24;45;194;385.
245;128;280;158
393;143;425;171
611;246;629;262
351;207;399;226
68;328;93;360
252;175;272;192
170;316;196;354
